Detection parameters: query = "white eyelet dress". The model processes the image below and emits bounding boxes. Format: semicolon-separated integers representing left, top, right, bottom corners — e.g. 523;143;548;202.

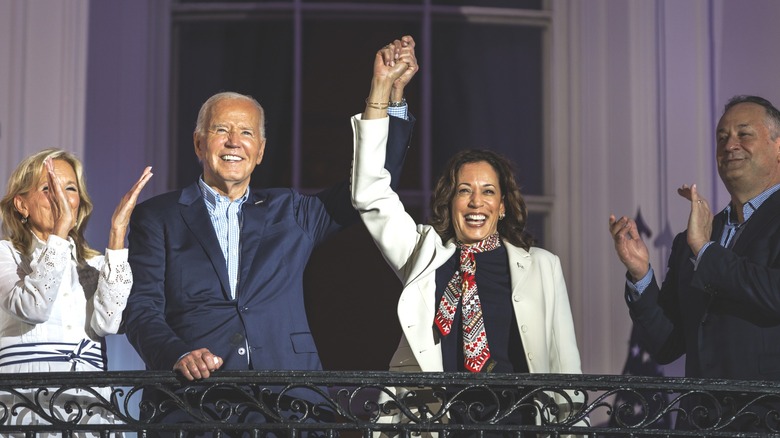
0;234;132;437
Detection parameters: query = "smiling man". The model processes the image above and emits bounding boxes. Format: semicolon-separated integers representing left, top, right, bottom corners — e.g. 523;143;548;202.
125;88;414;375
609;95;780;431
122;37;418;436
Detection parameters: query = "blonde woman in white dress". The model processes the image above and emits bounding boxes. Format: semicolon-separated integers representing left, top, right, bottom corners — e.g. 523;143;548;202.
0;149;151;437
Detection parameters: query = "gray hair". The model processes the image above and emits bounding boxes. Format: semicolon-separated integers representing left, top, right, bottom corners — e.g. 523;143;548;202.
194;92;266;139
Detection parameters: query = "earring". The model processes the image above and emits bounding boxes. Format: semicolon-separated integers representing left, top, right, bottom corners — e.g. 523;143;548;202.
20;216;27;224
499;213;505;220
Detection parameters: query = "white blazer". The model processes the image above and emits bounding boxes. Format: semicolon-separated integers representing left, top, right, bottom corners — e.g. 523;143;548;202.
351;114;585;428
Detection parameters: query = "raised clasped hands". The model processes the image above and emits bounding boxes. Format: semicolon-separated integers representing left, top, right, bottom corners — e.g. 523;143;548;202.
379;35;418;100
677;183;712;255
365;36;418;119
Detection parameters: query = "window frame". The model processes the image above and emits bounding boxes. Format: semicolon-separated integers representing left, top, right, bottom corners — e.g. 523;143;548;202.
167;0;555;243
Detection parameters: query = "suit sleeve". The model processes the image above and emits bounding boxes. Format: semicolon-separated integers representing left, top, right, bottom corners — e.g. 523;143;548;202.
625;233;687;364
301;114;415;243
123;203;192;370
385;114;415;188
694;239;780;319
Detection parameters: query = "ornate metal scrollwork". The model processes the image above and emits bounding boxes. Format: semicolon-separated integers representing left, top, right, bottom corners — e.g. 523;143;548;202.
0;371;777;436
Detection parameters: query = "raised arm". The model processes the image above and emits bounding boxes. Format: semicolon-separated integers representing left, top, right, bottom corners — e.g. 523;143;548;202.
107;166;153;250
352;36;428;275
91;167;153;337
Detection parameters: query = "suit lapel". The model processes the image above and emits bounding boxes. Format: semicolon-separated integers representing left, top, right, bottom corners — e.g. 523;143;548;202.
731;192;780;252
237;192;269;297
710;210;727;245
179;184;232;300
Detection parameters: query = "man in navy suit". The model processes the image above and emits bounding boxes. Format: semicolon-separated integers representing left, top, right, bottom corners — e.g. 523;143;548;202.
609;95;780;430
122;37;417;433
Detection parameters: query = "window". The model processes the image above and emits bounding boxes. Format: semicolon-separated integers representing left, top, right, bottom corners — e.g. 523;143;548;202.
171;0;551;370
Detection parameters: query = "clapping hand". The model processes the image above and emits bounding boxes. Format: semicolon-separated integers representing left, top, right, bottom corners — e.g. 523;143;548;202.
44;157;76;239
608;214;650;282
678;183;712;254
108;166;153;250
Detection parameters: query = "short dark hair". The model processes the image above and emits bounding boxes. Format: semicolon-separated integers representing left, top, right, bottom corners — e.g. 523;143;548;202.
429;149;535;250
724;95;780;140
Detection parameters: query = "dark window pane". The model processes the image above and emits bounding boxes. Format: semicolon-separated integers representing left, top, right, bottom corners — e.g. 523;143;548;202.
305;223;403;370
306;0;420;3
177;0;291;3
300;19;421;189
431;21;543;195
525;210;545;248
432;0;541;8
174;20;294;189
433;0;542;9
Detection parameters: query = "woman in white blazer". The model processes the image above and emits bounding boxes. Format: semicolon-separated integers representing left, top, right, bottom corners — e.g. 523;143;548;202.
351;36;584;431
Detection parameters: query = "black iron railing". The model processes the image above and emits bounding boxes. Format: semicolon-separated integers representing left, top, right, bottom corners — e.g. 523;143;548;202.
0;371;778;436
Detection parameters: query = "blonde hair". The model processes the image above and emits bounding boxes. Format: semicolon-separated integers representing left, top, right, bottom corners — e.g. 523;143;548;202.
0;149;99;262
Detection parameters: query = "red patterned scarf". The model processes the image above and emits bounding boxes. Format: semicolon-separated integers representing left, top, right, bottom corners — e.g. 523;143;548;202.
434;233;501;372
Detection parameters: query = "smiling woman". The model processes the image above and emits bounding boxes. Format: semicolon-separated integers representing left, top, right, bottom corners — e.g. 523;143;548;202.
13;159;82;244
0;148;151;436
352;142;587;425
449;161;506;245
352;61;586;425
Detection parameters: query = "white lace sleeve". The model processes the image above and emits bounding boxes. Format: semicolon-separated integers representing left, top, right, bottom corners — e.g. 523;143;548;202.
0;237;70;323
90;248;132;336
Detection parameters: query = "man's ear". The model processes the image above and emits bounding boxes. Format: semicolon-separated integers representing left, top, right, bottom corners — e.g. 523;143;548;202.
775;136;780;161
256;138;266;166
193;132;204;161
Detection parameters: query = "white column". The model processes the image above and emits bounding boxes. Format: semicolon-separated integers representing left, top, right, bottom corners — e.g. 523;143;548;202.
0;0;89;186
553;0;713;379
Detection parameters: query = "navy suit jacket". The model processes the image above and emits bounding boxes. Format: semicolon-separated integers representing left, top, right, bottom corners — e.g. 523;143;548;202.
124;115;414;371
627;190;780;380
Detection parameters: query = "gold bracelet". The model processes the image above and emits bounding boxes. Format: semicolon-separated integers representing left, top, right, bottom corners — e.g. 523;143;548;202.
365;98;389;110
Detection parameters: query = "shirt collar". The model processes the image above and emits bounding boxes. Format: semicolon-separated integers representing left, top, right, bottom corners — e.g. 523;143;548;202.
198;176;249;212
723;183;780;226
32;232;78;261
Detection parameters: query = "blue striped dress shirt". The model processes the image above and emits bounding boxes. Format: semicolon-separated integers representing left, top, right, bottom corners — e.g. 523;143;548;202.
198;178;249;299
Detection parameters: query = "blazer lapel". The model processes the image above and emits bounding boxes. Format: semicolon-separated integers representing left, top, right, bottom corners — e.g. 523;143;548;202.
505;241;532;295
408;237;457;312
179;184;232;300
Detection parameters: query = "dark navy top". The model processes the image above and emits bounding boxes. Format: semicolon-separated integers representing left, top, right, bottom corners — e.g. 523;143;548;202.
434;245;529;373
